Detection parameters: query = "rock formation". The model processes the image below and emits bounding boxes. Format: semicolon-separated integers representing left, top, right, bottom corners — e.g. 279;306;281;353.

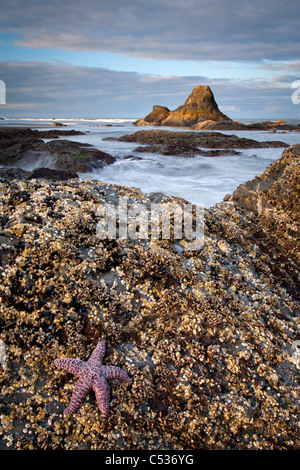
0;167;78;181
0;127;116;172
0;145;299;450
134;85;300;131
105;129;288;158
137;105;171;126
226;143;300;266
134;85;231;127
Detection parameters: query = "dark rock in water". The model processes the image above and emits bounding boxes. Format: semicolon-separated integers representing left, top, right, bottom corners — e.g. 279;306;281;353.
52;121;66;127
34;139;116;172
0;127;116;172
113;129;288;158
0;166;78;181
26;167;78;181
246;121;300;131
135;85;231;127
37;129;85;138
200;149;242;157
134;144;242;158
123;155;144;161
0;128;43;166
0;127;85;141
0;167;30;180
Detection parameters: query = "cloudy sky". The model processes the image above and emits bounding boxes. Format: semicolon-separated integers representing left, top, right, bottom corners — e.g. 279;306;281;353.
0;0;299;119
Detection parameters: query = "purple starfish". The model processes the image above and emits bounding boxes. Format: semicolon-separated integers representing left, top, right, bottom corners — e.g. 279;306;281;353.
54;340;131;416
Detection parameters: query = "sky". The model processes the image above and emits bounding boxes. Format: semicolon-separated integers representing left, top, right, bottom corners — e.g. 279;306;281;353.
0;0;300;119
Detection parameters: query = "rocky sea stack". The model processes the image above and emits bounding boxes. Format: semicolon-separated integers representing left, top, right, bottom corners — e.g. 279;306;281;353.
0;145;299;450
135;85;300;132
135;85;231;127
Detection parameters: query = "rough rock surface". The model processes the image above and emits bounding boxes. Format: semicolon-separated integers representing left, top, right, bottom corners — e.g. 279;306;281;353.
0;167;79;182
0;127;116;172
0;146;299;450
135;86;231;127
226;143;300;266
136;105;171;127
193;120;248;131
133;85;300;131
29;168;79;181
193;120;300;132
107;129;288;158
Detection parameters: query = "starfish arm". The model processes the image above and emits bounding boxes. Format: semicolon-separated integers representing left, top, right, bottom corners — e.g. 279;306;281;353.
88;340;106;365
92;375;110;416
63;376;91;416
54;358;85;378
103;365;132;383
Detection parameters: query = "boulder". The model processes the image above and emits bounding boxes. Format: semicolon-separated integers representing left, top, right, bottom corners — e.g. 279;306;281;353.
41;140;116;172
226;143;300;265
26;167;79;181
0;167;30;180
0;166;78;182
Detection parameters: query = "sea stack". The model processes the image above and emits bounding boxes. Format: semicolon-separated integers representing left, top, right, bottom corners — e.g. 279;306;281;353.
135;85;231;127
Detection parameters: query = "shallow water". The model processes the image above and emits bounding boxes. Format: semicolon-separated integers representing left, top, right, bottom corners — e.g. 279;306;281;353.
1;117;299;208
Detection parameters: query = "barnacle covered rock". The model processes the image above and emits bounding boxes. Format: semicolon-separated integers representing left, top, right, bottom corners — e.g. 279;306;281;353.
0;145;299;450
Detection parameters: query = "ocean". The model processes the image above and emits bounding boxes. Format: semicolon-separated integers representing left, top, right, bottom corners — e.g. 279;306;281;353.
1;116;299;208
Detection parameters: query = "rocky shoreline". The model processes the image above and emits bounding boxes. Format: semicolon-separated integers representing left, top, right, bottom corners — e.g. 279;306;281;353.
105;129;289;158
0;143;299;450
0;127;116;173
0;125;291;177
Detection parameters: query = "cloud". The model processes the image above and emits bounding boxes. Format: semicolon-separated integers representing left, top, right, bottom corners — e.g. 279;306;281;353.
260;61;300;73
0;102;39;110
1;0;300;62
0;60;298;119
